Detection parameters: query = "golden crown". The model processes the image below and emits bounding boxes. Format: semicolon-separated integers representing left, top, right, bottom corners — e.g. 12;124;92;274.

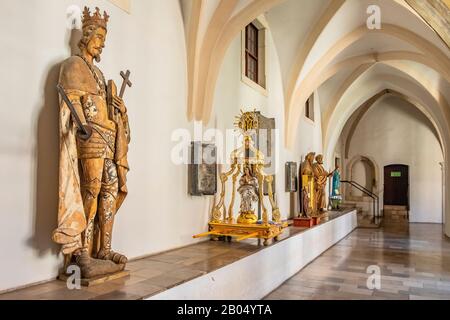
234;110;259;133
82;7;109;30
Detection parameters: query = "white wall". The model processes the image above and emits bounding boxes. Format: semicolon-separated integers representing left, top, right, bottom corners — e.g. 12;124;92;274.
0;1;325;292
0;0;201;292
347;96;444;223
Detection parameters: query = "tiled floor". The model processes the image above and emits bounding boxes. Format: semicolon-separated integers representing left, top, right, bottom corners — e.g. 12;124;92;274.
0;217;312;300
5;210;445;300
265;215;450;300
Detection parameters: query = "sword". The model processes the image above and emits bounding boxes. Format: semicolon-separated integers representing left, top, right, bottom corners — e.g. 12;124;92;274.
56;84;92;140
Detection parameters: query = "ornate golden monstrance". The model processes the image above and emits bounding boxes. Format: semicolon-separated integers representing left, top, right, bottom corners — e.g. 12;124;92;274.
194;111;287;245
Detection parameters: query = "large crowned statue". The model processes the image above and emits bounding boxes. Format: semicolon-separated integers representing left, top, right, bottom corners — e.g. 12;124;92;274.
52;7;132;280
194;111;286;245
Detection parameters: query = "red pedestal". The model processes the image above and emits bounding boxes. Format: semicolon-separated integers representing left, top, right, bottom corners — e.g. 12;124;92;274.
312;216;321;225
293;217;314;228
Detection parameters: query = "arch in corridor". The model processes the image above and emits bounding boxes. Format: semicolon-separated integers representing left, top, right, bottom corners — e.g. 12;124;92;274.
346;155;380;199
286;25;450;148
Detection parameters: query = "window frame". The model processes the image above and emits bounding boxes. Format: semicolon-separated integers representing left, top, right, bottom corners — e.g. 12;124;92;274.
305;93;315;123
245;23;259;83
241;16;268;96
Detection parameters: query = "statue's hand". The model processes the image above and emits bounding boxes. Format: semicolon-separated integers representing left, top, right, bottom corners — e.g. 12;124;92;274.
112;96;127;114
77;124;93;141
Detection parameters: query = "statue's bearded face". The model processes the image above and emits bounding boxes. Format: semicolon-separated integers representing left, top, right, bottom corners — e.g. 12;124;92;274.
86;27;107;62
316;155;323;164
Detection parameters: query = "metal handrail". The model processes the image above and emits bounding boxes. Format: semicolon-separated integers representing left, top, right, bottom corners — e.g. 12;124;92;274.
342;180;379;200
341;180;380;220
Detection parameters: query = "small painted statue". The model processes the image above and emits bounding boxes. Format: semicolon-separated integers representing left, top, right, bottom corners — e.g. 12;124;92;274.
330;164;342;210
237;166;259;224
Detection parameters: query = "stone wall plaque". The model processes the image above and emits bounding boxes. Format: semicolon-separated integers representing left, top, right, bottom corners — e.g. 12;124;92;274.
285;162;298;192
188;142;217;196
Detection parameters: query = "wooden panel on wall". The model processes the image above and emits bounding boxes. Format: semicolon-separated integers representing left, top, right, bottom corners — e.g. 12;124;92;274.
108;0;131;13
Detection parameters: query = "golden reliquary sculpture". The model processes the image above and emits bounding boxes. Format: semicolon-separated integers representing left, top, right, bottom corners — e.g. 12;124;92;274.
194;111;287;245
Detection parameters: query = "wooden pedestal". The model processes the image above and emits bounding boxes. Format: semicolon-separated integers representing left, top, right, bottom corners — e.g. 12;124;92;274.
293;217;314;228
194;221;287;246
312;216;321;225
58;270;130;287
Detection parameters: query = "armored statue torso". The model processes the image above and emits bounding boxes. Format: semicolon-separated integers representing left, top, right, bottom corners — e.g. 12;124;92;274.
60;56;117;160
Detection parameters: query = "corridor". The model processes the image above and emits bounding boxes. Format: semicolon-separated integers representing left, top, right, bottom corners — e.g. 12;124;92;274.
266;217;450;300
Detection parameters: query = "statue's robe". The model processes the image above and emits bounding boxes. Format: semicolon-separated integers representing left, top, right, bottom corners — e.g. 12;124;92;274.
52;56;129;255
300;160;315;216
313;163;329;211
331;170;342;199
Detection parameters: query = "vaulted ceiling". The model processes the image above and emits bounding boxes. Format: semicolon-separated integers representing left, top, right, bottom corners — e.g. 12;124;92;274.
180;0;450;160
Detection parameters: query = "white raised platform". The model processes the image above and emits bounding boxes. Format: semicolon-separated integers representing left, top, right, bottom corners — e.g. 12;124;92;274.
149;210;357;300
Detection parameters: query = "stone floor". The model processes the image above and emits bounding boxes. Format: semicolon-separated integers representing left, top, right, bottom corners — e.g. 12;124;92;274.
5;210;447;300
357;214;382;228
265;215;450;300
0;220;311;300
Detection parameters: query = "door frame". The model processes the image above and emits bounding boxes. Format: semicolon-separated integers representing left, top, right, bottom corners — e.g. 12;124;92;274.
383;164;410;210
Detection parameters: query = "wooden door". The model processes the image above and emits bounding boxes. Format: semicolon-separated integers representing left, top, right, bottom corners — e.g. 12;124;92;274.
384;165;409;207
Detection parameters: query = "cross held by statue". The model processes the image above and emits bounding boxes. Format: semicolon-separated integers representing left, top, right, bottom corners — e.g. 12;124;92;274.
119;70;132;98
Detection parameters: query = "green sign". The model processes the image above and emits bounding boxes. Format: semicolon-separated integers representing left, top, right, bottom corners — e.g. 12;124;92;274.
391;172;402;177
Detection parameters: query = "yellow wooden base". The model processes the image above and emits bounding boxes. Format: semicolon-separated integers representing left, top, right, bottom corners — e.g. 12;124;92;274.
194;221;287;246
